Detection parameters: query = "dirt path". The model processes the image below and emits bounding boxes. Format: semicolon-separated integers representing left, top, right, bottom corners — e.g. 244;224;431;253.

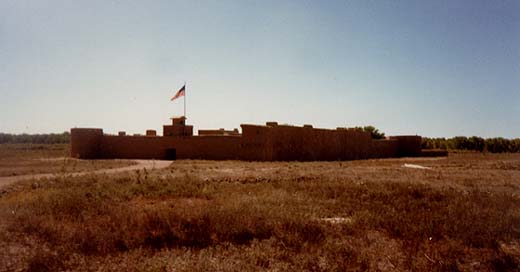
0;160;172;189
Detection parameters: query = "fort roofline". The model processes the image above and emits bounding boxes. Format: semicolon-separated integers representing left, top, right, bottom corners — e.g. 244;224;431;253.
71;117;441;161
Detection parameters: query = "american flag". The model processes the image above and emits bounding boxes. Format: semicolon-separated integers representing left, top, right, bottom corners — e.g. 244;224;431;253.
171;85;185;101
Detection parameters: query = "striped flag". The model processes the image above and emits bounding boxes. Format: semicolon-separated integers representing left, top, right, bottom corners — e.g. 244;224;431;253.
171;84;185;101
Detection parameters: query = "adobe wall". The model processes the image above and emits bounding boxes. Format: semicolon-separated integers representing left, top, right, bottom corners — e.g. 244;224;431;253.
70;128;103;159
266;126;373;161
175;136;242;160
240;125;273;161
270;126;332;160
339;129;372;160
70;123;424;161
100;135;173;159
164;125;193;137
239;124;373;161
369;139;399;158
98;135;243;160
389;136;422;157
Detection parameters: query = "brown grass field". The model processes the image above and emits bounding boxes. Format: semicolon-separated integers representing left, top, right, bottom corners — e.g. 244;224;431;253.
0;144;519;271
0;144;135;177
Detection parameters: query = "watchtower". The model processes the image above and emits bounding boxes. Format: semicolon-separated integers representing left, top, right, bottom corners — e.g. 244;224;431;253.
163;116;193;137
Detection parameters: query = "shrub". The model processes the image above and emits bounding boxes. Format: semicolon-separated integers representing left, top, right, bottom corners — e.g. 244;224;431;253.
354;126;386;139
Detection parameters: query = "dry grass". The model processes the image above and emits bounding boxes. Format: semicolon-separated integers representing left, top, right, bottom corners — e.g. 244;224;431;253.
0;144;135;177
0;149;519;271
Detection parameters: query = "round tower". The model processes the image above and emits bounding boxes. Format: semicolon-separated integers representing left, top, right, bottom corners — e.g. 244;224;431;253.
70;128;103;159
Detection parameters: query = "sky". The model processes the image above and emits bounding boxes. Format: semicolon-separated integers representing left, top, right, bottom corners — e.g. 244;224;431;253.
1;0;519;138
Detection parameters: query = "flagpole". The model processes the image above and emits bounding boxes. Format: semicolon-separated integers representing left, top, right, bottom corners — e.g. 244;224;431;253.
183;81;186;118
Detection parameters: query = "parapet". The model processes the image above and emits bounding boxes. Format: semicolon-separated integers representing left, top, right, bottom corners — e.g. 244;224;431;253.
164;125;193;137
171;116;187;125
241;124;271;138
164;116;193;137
199;128;240;136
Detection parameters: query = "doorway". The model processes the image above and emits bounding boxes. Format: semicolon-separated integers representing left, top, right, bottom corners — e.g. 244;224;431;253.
165;149;176;160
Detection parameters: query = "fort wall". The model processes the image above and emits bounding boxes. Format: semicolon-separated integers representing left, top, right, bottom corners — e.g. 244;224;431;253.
70;119;429;161
389;136;422;157
240;124;273;160
70;128;103;159
100;135;172;159
175;136;242;160
269;126;367;161
369;139;399;158
97;135;244;160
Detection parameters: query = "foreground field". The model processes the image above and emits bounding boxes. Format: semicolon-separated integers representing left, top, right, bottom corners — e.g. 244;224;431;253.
0;147;519;271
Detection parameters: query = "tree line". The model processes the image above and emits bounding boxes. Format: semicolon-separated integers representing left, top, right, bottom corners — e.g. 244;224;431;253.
0;132;70;144
422;136;520;153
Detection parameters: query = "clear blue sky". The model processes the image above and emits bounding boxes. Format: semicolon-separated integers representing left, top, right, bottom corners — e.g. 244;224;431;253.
1;0;519;138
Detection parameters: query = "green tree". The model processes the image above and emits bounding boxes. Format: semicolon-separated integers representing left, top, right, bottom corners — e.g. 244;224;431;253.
354;126;386;139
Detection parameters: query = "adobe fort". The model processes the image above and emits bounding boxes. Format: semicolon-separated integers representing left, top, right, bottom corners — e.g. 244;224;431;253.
70;116;430;161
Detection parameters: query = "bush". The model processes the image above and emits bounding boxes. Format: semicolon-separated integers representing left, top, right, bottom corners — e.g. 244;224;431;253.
354;126;386;139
